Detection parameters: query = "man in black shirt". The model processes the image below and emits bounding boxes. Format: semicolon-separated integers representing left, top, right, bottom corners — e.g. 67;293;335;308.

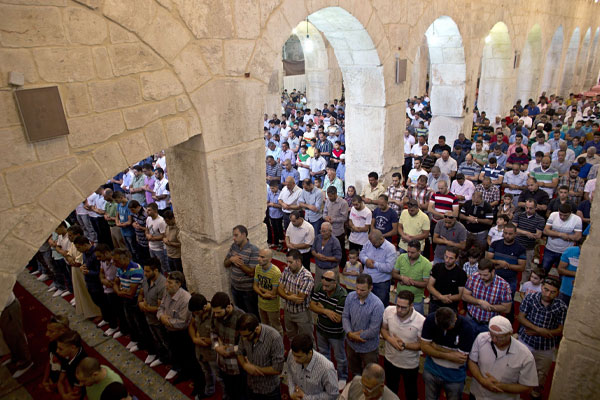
421;145;437;173
517;177;549;217
56;330;88;400
459;191;494;246
431;136;452;159
513;199;546;284
426;247;467;315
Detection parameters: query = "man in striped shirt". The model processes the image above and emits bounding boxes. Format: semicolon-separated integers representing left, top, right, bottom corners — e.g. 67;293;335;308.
310;270;348;389
278;249;315;343
428;180;459;224
461;259;512;334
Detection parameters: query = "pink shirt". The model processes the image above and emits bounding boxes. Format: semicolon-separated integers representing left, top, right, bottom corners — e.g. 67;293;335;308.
144;175;156;205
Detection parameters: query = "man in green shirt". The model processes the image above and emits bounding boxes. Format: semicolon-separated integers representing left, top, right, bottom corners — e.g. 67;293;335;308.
75;357;123;400
392;239;431;315
102;188;126;249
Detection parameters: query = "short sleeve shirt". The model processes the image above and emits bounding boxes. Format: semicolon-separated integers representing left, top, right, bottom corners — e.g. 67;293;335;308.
393;254;432;302
430;264;467;309
372;207;399;236
226;241;259;291
488;240;526;287
254;264;282;312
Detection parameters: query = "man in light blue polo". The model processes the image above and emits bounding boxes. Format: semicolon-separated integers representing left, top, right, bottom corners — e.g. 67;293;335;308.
298;178;324;234
359;229;398;306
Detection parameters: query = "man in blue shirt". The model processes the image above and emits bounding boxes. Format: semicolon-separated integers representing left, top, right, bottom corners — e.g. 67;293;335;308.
342;274;384;377
266;182;284;248
280;159;300;186
420;307;475;400
359;230;398;306
557;243;582;307
336;155;346;181
298;179;324;234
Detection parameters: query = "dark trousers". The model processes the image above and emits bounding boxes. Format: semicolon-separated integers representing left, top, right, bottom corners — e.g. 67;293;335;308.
113;295;130;335
349;241;363;253
402;157;413;185
283;213;291;231
91;216;113;248
166;329;204;390
336;234;346;268
220;370;248;400
231;287;260;319
122;234;138;260
122;298;152;351
268;217;284;244
167;256;183;273
384;358;419;400
346;344;379;378
89;290;110;323
0;299;31;369
301;252;312;271
53;258;72;292
135;243;150;264
249;387;281;400
104;292;120;329
148;323;172;363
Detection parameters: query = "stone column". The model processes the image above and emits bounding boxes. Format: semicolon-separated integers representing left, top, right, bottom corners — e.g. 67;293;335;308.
550;194;600;398
167;79;266;297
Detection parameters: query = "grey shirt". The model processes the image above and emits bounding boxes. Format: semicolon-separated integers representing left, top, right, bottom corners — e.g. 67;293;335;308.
156;287;191;331
433;221;467;260
142;274;166;325
299;187;324;222
323;196;349;237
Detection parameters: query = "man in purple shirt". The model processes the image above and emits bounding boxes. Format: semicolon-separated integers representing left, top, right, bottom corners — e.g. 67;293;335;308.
143;163;156;206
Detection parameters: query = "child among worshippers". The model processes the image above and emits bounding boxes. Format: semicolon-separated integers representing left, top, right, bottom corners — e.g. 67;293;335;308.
498;194;516;220
41;314;70;393
462;248;481;277
487;214;510;246
331;141;344;164
520;267;545;298
340;249;363;291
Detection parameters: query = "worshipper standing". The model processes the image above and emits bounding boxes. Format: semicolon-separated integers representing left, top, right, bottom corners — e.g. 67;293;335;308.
323;186;349;267
349;195;373;252
145;203;169;274
392;239;432;315
162;210;183;273
286;210;316;270
188;294;218;398
253;248;283;336
0;291;33;378
359;229;397;306
342;274;385;377
223;225;260;318
427;247;467;315
311;222;342;283
285;333;339;400
380;291;425;400
468;316;538;399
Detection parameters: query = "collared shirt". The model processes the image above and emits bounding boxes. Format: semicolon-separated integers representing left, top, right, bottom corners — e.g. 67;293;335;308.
131;208;148;247
281;167;300;185
475;184;500;205
394;254;432;303
503;171;528;196
193;311;215;361
342;292;385;352
286;220;315;254
312;235;342;270
428;173;450;192
482;164;505;182
309;156;327;174
142;274;166;325
323;197;349;237
429;191;458;222
358;240;397;284
311;283;347;339
116;261;144;297
104;201;118;227
237;324;285;394
267;188;284;219
299;188;323;222
279;266;314;313
450;180;475;201
383;307;425;369
531;167;559;197
398;209;430;251
465;273;512;323
458;161;481;178
361;183;386;211
279;149;296;166
285;350;339;399
131;174;146;204
433;221;467;260
323;176;344;197
513;211;546;249
336;162;346;181
470;334;538;400
558;175;586;203
156;287;191;331
226;240;259;291
211;308;244;375
266;162;282;183
279;185;302;213
385;184;407;215
407;185;433;206
518;293;567;350
164;224;181;258
144;175;156;205
460;200;494;233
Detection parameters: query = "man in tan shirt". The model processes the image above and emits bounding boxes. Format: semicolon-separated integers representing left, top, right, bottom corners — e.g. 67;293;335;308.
163;210;182;273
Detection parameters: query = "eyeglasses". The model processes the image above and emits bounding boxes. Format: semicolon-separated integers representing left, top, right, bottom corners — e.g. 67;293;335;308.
443;216;455;219
322;277;335;282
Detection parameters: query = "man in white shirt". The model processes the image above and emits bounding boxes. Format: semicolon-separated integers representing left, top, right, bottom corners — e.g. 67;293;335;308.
152;168;170;213
145;203;169;273
380;290;425;400
434;150;457;178
407;158;428;187
530;133;552;157
519;109;533;129
155;150;167;173
309;149;327;181
279;176;302;230
286;210;315;270
450;173;475;203
503;163;528;206
348;196;372;252
410;136;426;167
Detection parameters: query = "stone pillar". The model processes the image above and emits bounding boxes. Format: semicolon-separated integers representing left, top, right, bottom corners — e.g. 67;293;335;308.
167;79;266;297
550;194;600;398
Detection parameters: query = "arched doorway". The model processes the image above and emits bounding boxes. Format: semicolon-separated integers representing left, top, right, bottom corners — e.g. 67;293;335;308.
559;27;581;96
541;26;564;95
423;16;467;145
478;22;514;120
516;24;543;103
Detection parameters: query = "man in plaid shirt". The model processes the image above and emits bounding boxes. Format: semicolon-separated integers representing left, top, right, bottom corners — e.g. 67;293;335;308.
558;165;586;204
407;175;432;213
461;259;512;335
517;278;567;399
385;172;407;216
278;249;315;343
475;176;501;208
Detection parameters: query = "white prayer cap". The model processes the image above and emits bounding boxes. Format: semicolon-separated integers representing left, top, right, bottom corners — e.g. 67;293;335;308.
488;316;513;334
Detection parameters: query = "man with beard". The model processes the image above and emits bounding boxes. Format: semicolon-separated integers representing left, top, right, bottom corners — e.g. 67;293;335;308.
380;291;425;400
514;199;546;284
393;239;431;315
517;278;567;400
323;186;349;267
427;247;467;315
517;178;549;217
462;259;512;335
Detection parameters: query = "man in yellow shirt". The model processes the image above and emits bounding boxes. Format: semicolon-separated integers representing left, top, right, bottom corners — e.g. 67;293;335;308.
361;172;386;211
398;199;430;253
253;249;283;336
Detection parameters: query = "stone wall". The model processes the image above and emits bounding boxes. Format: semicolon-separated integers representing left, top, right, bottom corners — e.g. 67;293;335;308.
1;7;600;395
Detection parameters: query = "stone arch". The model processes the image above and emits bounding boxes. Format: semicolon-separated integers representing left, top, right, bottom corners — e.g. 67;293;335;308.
574;28;592;92
559;27;581;96
585;28;600;88
422;16;467;145
294;20;331;109
541;26;564;95
516;24;543;103
478;21;515;121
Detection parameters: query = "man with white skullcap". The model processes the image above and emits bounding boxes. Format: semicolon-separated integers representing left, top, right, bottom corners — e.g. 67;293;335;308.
468;316;538;399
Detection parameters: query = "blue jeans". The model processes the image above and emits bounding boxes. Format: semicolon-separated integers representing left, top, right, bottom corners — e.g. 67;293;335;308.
122;234;138;260
465;313;489;335
309;218;323;235
149;248;169;274
371;280;391;306
413;300;424;315
558;292;571;307
542;248;562;273
423;368;464;400
316;331;348;380
231;287;259;318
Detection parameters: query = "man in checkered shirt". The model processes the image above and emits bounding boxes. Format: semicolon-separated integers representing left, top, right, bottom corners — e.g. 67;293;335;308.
461;259;512;335
517;277;567;400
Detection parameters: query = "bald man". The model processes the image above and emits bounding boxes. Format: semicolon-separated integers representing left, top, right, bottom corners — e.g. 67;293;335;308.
278;176;302;231
253;248;283;336
311;222;342;283
339;363;399;400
